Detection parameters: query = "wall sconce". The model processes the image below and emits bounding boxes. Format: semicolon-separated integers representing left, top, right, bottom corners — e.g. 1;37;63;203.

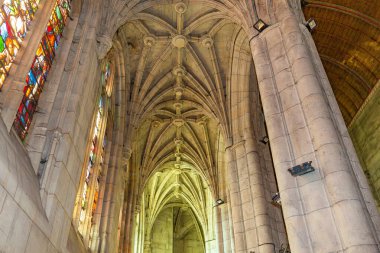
271;192;281;208
260;136;269;144
288;161;315;176
254;19;268;33
215;199;225;206
305;18;317;32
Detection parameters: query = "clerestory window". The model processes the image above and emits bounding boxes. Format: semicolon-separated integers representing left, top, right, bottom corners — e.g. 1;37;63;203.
74;61;114;247
13;0;72;140
0;0;41;90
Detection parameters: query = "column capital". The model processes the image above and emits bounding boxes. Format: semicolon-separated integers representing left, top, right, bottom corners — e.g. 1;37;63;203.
225;140;245;152
96;34;113;60
122;148;132;165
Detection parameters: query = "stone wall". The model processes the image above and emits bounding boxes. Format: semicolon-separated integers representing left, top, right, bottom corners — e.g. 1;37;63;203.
151;208;173;253
349;82;380;209
0;118;55;252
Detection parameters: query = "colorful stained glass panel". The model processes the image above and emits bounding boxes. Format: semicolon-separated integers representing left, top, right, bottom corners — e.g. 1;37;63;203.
14;0;71;140
0;0;41;90
78;96;104;229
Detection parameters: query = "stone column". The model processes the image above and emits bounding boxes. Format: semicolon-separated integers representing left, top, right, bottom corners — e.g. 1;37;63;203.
225;146;249;253
143;240;151;253
219;203;232;253
226;142;275;253
250;5;380;253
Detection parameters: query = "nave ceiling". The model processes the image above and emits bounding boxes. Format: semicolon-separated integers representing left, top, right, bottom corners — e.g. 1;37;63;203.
107;0;255;222
101;0;380;127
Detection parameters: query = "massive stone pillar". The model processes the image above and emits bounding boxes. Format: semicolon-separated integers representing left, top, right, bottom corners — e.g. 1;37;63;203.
250;1;380;252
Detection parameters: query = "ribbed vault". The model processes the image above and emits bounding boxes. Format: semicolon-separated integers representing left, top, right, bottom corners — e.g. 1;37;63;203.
143;168;211;248
111;1;253;250
114;1;252;194
303;0;380;124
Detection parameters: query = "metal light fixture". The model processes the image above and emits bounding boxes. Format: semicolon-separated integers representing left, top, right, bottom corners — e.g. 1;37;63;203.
216;199;225;206
301;0;309;8
288;161;315;176
254;19;268;33
260;136;269;144
271;192;281;208
305;18;317;32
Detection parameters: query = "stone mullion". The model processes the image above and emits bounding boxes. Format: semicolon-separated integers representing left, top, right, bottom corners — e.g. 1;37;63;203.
90;120;114;252
80;107;107;243
251;11;380;253
71;98;100;229
82;164;100;243
82;105;109;245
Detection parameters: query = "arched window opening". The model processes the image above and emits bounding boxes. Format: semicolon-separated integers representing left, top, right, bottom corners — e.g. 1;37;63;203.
102;61;113;97
73;60;114;247
0;0;41;89
78;96;105;235
13;0;71;140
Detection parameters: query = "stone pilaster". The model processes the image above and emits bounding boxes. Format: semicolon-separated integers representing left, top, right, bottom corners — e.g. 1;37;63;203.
218;203;232;253
226;140;275;253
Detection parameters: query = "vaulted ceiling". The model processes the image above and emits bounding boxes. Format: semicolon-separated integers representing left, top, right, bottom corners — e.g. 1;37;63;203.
143;169;210;240
113;1;252;219
303;0;380;124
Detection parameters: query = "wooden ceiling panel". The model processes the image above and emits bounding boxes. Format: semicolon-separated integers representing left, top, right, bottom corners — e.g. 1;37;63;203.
303;0;380;125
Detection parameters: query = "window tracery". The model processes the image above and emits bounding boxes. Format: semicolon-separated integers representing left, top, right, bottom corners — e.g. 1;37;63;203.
74;60;114;246
13;0;71;140
0;0;40;89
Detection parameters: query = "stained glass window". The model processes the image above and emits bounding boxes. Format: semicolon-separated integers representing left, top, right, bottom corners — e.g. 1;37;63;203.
0;0;41;89
102;62;112;97
79;97;104;226
75;62;112;244
13;0;71;140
